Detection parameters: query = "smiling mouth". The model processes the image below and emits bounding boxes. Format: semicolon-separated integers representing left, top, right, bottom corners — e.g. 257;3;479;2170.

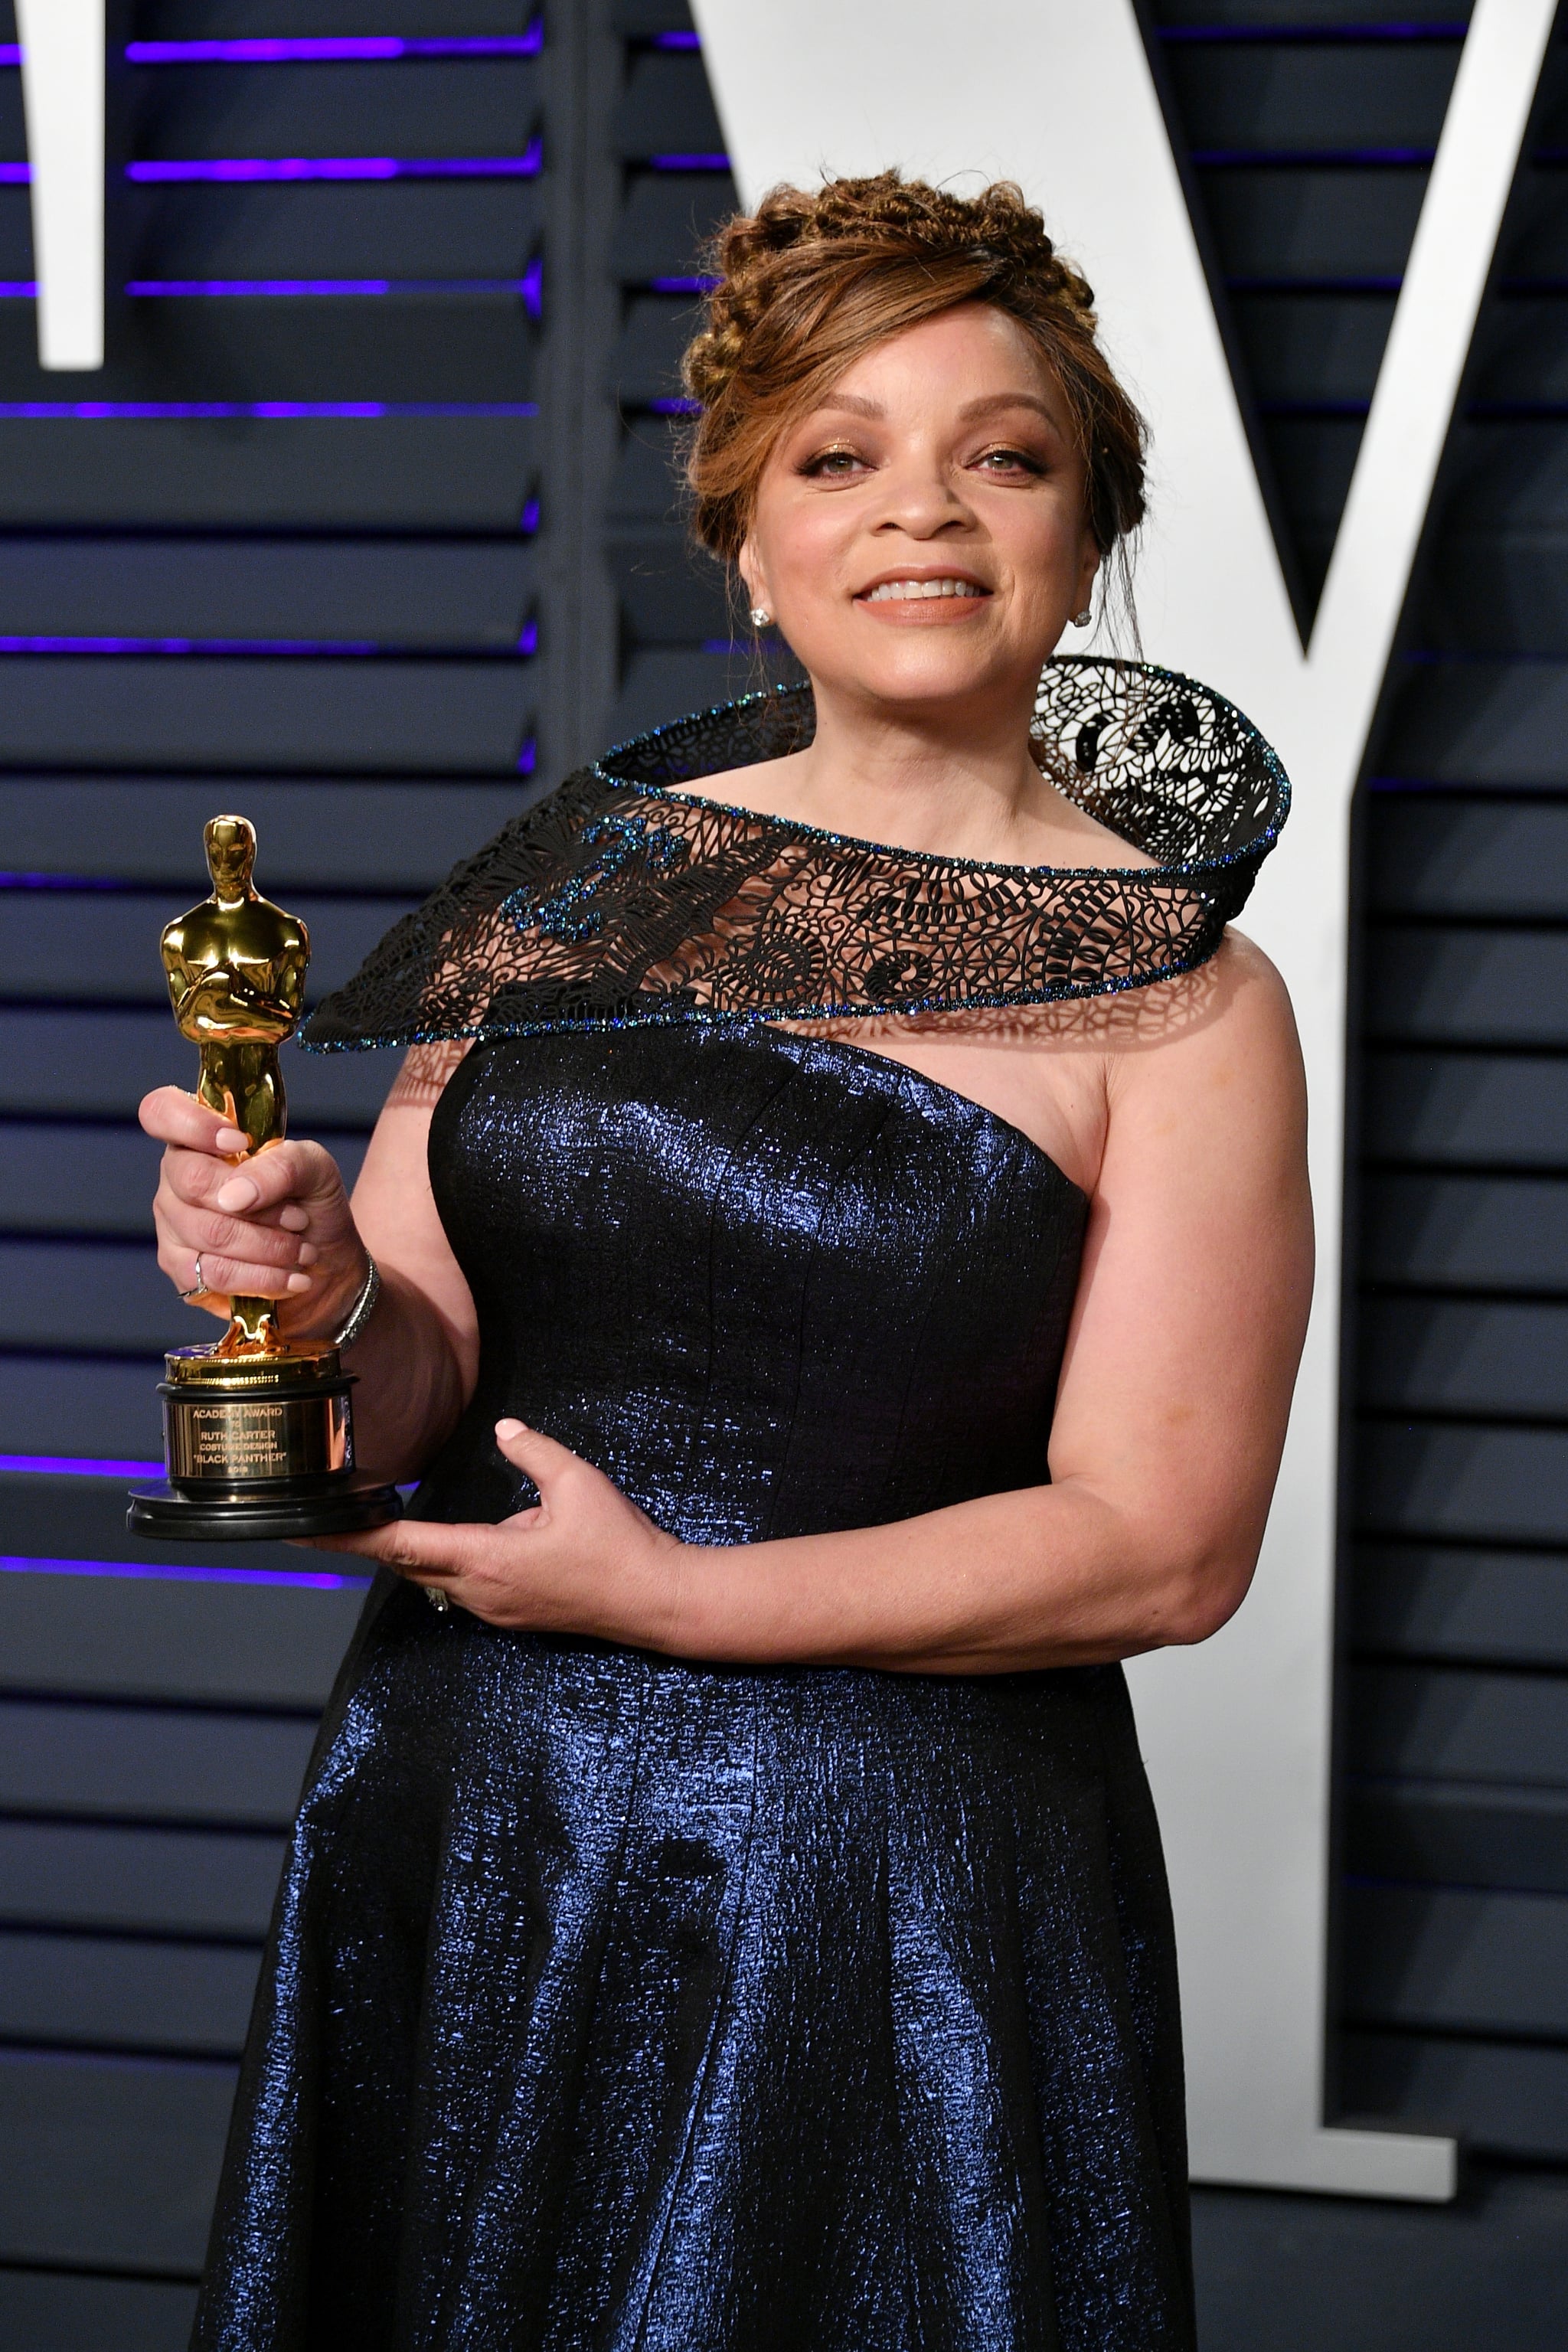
859;577;989;603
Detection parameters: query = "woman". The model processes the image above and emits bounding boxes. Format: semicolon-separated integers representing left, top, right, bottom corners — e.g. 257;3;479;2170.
144;176;1311;2350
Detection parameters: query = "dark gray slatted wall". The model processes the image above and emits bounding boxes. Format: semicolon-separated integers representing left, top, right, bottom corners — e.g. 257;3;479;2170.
1154;0;1568;2163
1341;16;1568;2161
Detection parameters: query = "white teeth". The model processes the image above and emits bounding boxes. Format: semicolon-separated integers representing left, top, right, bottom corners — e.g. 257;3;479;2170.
864;577;984;602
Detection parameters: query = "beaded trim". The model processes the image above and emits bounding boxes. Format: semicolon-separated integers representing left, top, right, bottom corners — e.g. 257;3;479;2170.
301;658;1288;1054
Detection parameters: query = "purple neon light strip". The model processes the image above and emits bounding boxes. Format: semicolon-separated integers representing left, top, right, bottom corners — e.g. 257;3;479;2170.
649;154;730;172
0;1452;164;1478
0;625;538;658
0;401;537;419
652;31;702;47
125;259;544;315
126;28;544;64
0;1552;371;1590
126;145;542;183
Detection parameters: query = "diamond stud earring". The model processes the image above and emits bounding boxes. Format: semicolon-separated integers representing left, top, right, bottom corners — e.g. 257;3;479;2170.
749;606;772;629
1073;606;1095;628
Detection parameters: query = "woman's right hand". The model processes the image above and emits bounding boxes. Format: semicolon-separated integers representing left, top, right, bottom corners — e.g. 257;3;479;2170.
139;1086;368;1338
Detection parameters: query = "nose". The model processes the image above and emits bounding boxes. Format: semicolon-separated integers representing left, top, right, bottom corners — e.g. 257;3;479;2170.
867;449;974;540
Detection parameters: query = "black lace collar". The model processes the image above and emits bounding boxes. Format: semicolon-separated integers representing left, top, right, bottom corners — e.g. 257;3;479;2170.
302;658;1288;1053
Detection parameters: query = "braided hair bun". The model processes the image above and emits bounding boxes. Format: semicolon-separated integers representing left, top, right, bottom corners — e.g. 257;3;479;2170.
681;172;1146;569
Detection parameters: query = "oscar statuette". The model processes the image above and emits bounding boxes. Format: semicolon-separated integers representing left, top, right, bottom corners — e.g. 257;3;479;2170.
127;817;403;1540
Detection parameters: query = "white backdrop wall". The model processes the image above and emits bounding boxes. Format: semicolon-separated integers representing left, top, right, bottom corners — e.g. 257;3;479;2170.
691;0;1557;2197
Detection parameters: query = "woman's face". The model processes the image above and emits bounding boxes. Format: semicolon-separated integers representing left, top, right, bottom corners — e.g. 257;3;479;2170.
741;303;1101;723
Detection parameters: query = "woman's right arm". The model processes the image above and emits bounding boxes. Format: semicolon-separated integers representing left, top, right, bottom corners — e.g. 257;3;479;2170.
139;1048;479;1483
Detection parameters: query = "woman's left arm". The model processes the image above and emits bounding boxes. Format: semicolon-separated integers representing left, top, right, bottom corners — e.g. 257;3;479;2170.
318;935;1313;1672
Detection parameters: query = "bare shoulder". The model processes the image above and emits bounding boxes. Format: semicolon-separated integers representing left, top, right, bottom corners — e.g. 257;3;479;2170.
1103;926;1306;1154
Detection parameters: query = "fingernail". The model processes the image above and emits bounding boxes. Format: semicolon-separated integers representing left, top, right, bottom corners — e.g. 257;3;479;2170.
279;1206;309;1233
214;1129;248;1155
286;1272;313;1293
495;1417;526;1440
297;1241;319;1266
217;1176;258;1211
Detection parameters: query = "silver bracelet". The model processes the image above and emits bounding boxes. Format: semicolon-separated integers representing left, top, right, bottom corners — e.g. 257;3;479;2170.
332;1256;381;1351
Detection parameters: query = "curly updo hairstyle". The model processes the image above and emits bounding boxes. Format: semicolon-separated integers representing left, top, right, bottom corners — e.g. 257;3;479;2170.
681;173;1148;610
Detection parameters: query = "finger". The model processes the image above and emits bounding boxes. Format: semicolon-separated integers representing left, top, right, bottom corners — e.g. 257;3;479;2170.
209;1138;342;1218
161;1240;313;1300
494;1419;586;1501
155;1195;316;1271
307;1518;488;1579
139;1086;242;1155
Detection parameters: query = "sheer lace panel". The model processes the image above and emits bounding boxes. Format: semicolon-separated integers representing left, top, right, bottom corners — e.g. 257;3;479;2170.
302;660;1287;1054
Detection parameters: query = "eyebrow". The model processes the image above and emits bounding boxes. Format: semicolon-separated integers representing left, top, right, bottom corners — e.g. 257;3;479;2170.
808;390;1061;424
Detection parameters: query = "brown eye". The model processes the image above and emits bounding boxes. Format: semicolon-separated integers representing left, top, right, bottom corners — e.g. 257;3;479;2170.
975;446;1042;476
802;448;869;479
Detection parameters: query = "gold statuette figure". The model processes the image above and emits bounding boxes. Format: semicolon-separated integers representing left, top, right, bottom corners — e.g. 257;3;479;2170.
127;817;401;1542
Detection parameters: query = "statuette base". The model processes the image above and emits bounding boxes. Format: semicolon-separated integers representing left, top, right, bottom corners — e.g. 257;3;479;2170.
127;1341;402;1542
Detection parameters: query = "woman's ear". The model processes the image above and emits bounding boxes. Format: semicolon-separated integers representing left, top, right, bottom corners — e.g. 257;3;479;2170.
737;534;771;624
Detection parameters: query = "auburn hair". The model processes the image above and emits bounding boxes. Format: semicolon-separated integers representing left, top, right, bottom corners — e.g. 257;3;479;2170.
681;172;1148;580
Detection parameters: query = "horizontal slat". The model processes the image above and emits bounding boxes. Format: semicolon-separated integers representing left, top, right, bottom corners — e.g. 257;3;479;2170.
1165;44;1457;151
613;646;791;742
609;528;732;645
0;182;543;283
1344;1883;1568;2038
1198;167;1424;278
1341;2029;1568;2163
0;1240;199;1355
609;415;688;525
1357;1297;1568;1418
610;171;737;282
0;2269;196;2352
1365;795;1568;920
0;891;415;1006
1361;1174;1568;1292
0;777;523;890
0;1357;165;1458
1440;416;1568;533
0;655;533;773
1234;291;1395;407
1351;1545;1568;1668
612;291;697;404
0;1930;260;2056
123;60;541;160
0;1821;284;1938
1357;1419;1568;1545
0;1699;315;1828
0;299;537;406
1349;1663;1568;1786
0;1119;368;1236
1382;661;1568;788
126;181;541;277
0;2046;233;2271
1366;926;1568;1048
1348;1778;1568;1895
0;1008;394;1123
611;50;725;158
0;414;537;531
133;2;543;29
1361;1051;1568;1169
0;540;535;647
1476;300;1568;407
1424;530;1568;658
0;1555;366;1708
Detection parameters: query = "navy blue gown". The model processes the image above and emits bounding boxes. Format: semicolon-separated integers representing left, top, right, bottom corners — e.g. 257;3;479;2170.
193;665;1288;2350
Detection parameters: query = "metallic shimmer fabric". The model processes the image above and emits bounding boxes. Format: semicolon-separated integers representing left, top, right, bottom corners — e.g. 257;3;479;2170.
299;660;1286;1055
194;1024;1194;2350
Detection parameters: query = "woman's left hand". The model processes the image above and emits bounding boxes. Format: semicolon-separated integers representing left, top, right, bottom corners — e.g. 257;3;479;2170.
312;1419;685;1645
